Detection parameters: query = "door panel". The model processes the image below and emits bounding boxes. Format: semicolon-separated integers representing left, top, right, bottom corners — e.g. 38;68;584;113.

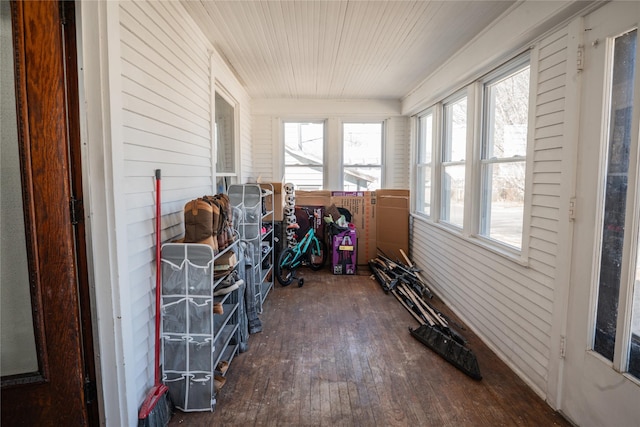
1;1;89;425
0;0;38;378
564;2;640;426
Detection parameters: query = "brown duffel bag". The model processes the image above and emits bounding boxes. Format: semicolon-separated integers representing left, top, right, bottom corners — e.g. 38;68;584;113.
184;197;219;253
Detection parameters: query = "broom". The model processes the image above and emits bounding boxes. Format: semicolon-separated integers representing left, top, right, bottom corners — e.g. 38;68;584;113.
138;169;172;426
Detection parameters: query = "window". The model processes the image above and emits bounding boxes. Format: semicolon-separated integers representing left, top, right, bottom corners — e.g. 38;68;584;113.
342;122;383;190
441;95;467;228
416;110;434;216
414;53;531;256
593;29;638;377
283;122;324;190
479;59;530;249
214;91;236;193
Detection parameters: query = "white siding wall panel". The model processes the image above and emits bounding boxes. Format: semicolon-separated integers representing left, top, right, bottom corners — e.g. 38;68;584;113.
386;116;410;189
252;115;275;181
412;226;551;388
410;28;569;396
119;0;214;407
239;101;254;181
530;216;559;233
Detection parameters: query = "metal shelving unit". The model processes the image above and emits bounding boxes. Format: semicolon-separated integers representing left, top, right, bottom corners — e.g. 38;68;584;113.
228;184;274;313
160;240;241;412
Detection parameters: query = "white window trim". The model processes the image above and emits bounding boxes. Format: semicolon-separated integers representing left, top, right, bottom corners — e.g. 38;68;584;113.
475;53;531;247
415;108;435;218
439;90;470;231
213;81;239;181
470;50;537;263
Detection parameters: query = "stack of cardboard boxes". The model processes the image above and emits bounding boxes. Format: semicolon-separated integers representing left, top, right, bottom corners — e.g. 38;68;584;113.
261;183;410;275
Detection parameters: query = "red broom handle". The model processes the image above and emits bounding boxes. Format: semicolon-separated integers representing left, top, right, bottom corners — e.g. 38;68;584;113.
154;169;162;386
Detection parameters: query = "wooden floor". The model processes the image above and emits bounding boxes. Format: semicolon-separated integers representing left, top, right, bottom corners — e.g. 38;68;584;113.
169;269;570;426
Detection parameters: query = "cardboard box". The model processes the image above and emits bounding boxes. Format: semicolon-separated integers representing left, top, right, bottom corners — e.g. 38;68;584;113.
331;191;376;265
295;190;332;208
260;182;284;221
332;228;357;275
375;189;410;262
213;250;237;271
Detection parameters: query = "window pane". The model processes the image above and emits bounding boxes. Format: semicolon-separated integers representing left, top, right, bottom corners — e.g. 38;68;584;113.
480;61;530;249
417;112;433;216
419;113;432;163
343;123;382;165
215;92;235;174
416;165;431;216
344;166;381;191
623;29;640;379
1;0;39;375
442;164;465;227
284;122;324;188
485;67;530;159
481;162;525;248
594;29;636;361
444;97;467;162
343;123;382;190
442;96;466;227
284;166;323;190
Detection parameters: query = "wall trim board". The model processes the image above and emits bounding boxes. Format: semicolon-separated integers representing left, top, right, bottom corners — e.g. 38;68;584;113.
252;98;402;117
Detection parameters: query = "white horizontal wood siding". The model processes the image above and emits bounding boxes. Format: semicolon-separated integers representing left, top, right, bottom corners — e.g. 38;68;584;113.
119;0;213;412
385;116;410;189
251;115;275;182
529;29;568;284
239;100;253;182
410;27;570;398
118;2;252;417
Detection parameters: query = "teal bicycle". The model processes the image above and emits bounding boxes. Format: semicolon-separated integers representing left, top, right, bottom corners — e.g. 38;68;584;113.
275;225;327;287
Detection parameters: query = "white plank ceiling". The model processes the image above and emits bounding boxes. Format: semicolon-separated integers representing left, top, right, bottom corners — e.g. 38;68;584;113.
182;0;516;100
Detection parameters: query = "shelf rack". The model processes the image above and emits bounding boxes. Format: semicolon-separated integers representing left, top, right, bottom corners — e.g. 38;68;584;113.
160;239;241;412
228;184;274;313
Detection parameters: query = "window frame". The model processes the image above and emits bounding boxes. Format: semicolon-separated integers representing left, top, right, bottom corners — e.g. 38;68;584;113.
476;54;532;252
440;91;469;230
341;121;385;191
214;83;239;193
415;108;435;218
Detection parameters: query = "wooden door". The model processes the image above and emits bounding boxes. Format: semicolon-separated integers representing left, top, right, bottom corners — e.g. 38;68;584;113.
1;1;97;425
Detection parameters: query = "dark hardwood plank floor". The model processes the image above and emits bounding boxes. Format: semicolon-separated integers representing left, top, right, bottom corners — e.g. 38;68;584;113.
169;269;570;426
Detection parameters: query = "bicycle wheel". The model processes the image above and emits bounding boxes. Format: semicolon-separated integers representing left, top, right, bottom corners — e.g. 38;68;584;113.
276;248;296;286
308;239;327;271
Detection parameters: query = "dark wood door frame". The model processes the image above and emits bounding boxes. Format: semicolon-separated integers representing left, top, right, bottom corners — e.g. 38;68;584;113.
1;1;99;425
62;1;100;423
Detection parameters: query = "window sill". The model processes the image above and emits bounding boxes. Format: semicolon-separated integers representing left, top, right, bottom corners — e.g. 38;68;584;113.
411;213;529;267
